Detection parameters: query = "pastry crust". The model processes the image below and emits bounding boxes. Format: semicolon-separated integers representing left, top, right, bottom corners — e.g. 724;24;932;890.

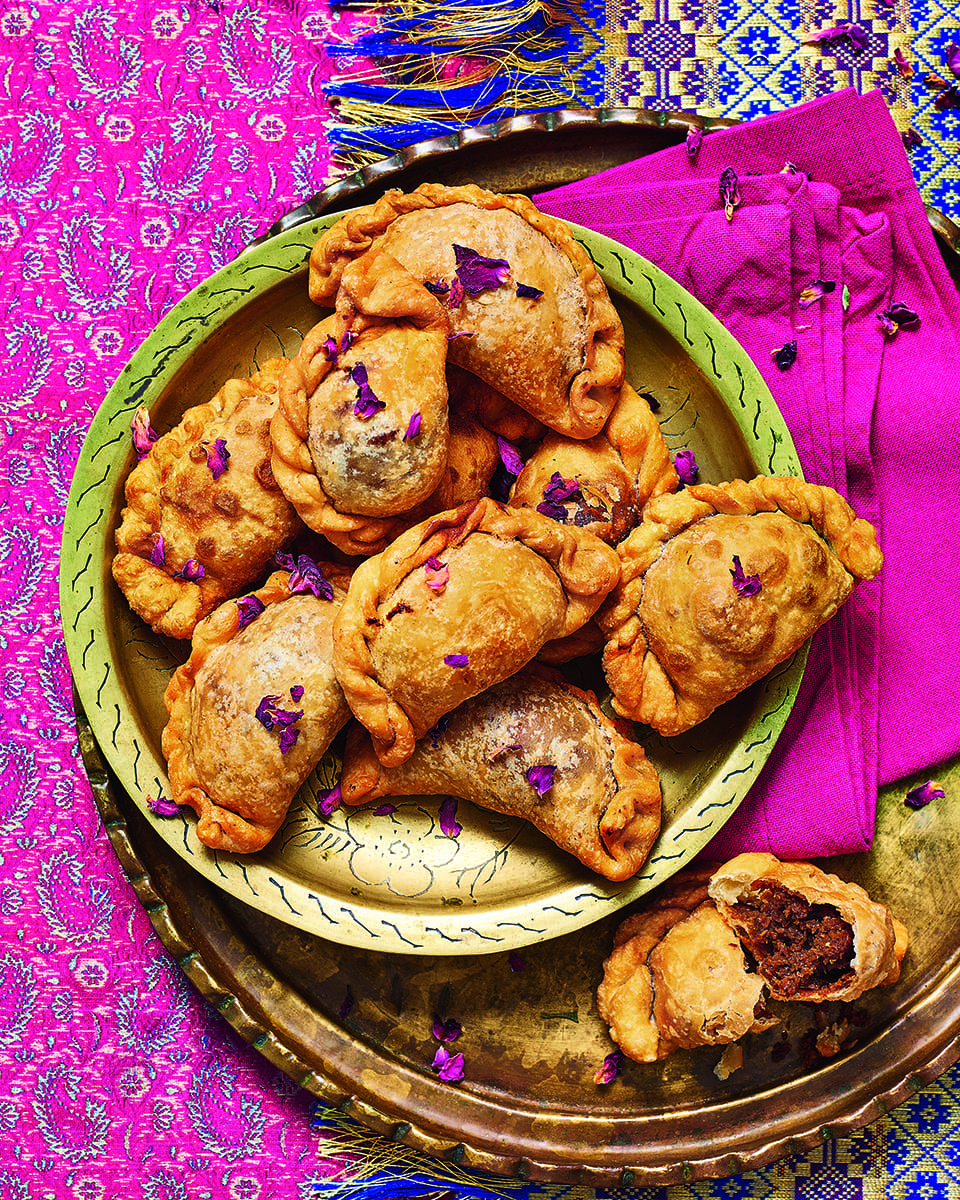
307;182;625;439
597;477;883;735
161;565;353;854
708;852;908;1002
112;359;302;639
510;382;678;545
331;496;622;767
270;251;451;553
338;665;662;881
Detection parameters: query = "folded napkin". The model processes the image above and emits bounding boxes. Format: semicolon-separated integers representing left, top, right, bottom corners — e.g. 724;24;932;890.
535;88;960;859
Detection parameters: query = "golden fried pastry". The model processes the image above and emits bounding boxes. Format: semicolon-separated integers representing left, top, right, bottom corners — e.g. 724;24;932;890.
339;665;662;880
308;183;625;439
597;476;883;735
510;382;678;544
112;359;302;639
161;562;353;854
332;496;622;767
447;364;545;444
270;251;451;554
709;852;908;1002
597;867;777;1063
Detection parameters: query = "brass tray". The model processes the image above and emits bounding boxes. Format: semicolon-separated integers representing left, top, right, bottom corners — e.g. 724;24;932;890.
65;109;960;1186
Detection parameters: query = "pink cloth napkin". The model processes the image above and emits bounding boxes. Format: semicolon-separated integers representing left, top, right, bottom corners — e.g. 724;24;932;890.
536;88;960;858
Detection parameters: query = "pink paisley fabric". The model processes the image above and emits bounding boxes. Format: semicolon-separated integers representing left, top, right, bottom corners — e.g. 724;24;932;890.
0;5;379;1196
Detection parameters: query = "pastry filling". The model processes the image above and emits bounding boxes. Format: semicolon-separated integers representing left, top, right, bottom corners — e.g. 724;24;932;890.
730;880;855;996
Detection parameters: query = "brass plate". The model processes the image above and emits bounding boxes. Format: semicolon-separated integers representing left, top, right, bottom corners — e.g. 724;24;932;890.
60;210;803;956
63;110;960;1186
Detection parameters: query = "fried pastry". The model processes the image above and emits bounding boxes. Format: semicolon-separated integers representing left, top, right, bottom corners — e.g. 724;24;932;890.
338;665;662;881
331;496;622;767
307;182;625;439
447;364;545;444
161;562;353;854
270;251;451;554
597;476;883;735
510;382;678;544
112;359;302;639
708;852;909;1002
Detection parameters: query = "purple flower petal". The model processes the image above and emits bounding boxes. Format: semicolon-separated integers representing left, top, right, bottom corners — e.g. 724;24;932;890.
772;341;798;371
526;764;556;796
594;1050;624;1084
508;951;525;973
431;1044;465;1083
536;500;569;521
798;279;836;308
936;84;960;111
719;167;740;222
350;362;386;419
542;470;581;503
674;449;699;486
903;127;922;149
448;275;465;308
289;684;304;703
205;437;230;480
730;555;763;597
424;555;449;592
276;551;335;600
905;779;944;809
895;47;913;79
424;279;449;297
147;792;180;817
150;535;165;567
322;334;340;364
453;243;510;295
278;727;300;755
373;803;397;816
404;411;422;440
255;695;303;732
432;1015;463;1042
806;21;867;50
131;407;159;459
318;783;342;817
878;303;921;336
948;41;960;75
686;126;703;158
516;282;543;300
444;653;469;668
236;594;265;630
172;558;204;582
496;435;524;477
439;796;462;838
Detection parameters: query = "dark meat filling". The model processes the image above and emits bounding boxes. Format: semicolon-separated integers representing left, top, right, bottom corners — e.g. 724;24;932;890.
729;880;855;998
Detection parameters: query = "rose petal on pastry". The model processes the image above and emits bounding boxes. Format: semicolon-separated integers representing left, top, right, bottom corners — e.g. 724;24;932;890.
161;566;353;854
308;182;625;439
331;496;622;767
112;359;302;639
510;382;678;545
596;476;883;735
708;852;909;1002
338;665;662;881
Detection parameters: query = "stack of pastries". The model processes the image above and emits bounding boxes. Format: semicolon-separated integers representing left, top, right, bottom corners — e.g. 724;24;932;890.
112;182;884;896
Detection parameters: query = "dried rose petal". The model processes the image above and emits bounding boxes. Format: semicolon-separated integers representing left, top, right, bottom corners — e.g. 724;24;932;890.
322;334;340;364
351;362;386;419
318;783;342;816
204;437;230;480
424;555;449;592
173;558;204;582
936;84;960;110
799;279;836;308
444;653;469;668
508;951;525;972
905;779;944;809
289;684;304;703
526;764;556;795
427;715;449;748
448;275;465;308
432;1015;463;1042
674;449;699;485
147;792;180;817
895;48;913;79
150;535;165;567
278;727;299;755
947;40;960;75
447;330;475;340
516;282;543;300
404;411;422;440
542;471;581;503
536;499;568;521
431;1044;465;1083
255;695;303;732
453;243;510;295
276;551;335;600
686;126;703;157
806;21;867;50
236;594;265;630
439;796;462;838
772;341;798;371
878;303;921;336
720;167;740;222
595;1050;624;1084
496;435;524;477
373;803;397;816
903;128;922;149
730;555;763;596
424;279;449;297
131;407;159;459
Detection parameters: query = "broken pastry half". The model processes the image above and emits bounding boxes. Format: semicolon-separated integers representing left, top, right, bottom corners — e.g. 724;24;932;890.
597;476;883;736
510;381;678;545
161;560;353;854
270;251;451;556
307;182;625;440
331;495;622;768
339;664;662;881
113;359;302;639
597;853;907;1066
